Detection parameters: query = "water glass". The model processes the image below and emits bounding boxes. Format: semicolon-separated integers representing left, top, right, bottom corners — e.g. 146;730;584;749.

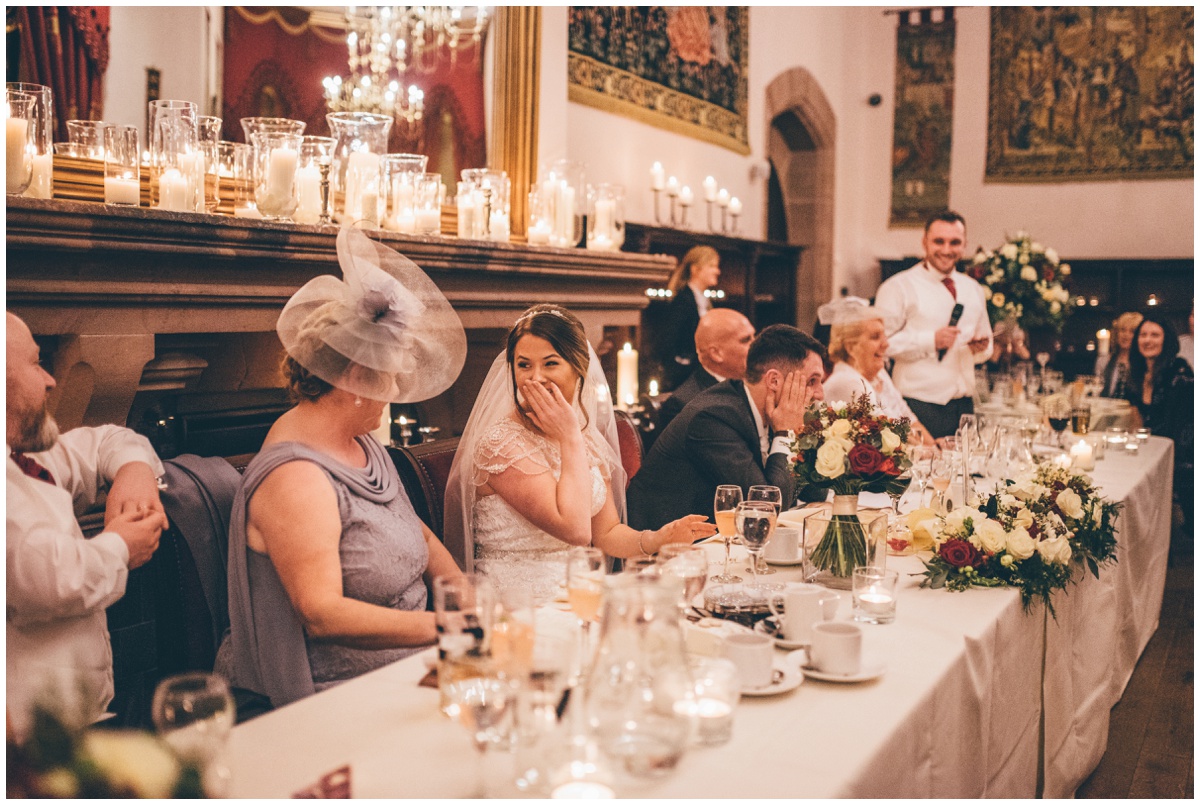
735;501;776;588
152;671;236;796
6;90;37;194
688;656;738;746
659;543;708;608
747;485;782;576
103;125;140;205
852;567;898;624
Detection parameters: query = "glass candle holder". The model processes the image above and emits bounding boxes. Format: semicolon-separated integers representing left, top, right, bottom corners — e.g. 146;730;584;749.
586;183;625;251
414;172;443;235
149;99;199;211
537;160;584;248
381;153;428;233
251;131;301;221
103;124;141;205
526;187;553;246
294;135;335;225
461;168;510;241
326;112;392;224
6;90;36;195
220;142;259;218
66;119;108;160
239;116;305;143
688;656;738;746
456;179;485;239
8;82;53;198
197;115;223;213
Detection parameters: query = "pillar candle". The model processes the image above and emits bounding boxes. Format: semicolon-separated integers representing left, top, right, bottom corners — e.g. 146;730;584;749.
650;161;665;191
1069;439;1095;471
157;168;190;211
528;219;552;245
414;207;440;234
395;211;416;234
6;114;29;193
104;176;141;205
1095;329;1111;358
266;146;298;200
616;342;638;408
24;152;52;198
344;150;379;221
177;152;205;213
702;175;717;202
593;197;615;239
716;188;730;208
489;210;509;241
360;183;380;227
294;165;322;224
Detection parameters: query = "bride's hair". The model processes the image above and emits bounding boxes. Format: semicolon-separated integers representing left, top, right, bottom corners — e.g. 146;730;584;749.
506;304;591;431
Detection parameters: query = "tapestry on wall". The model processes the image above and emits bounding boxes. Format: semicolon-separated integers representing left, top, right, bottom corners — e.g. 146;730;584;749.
567;7;750;155
890;8;956;228
986;6;1193;182
222;7;486;182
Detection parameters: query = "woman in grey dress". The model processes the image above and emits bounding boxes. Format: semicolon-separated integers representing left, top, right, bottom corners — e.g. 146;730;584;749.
224;228;466;708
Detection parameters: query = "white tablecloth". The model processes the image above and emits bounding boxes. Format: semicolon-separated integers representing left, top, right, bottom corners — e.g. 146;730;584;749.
225;441;1172;798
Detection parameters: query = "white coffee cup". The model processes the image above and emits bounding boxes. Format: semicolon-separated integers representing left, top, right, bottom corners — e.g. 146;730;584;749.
768;583;840;644
722;631;775;690
808;621;862;676
763;526;801;563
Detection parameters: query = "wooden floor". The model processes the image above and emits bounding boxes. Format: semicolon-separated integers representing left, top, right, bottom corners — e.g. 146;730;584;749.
1076;551;1194;798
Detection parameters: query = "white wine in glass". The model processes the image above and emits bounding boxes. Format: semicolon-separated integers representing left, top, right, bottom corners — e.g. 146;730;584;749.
712;485;743;583
566;546;605;670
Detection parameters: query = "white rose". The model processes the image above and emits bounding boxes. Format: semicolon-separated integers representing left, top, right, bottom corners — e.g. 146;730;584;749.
992;292;1006;307
1006;527;1036;560
976;519;1008;554
1001;554;1015;568
1019;253;1030;265
1060;263;1071;276
1045;247;1059;264
1031;241;1044;254
828;418;852;438
972;251;987;264
1013;507;1035;530
880;427;901;453
83;731;181;799
1050;301;1062;314
1020;266;1038;282
999;494;1019;508
1056;488;1085;519
944;506;975;534
1037;535;1073;565
1092;505;1104;526
815;440;846;479
1057;287;1071;303
1001;243;1018;260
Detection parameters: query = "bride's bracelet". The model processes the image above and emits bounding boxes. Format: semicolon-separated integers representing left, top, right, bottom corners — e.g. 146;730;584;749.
638;530;655;556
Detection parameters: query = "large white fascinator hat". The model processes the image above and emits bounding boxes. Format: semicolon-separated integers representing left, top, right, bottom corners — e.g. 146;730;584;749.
277;227;467;402
818;296;903;336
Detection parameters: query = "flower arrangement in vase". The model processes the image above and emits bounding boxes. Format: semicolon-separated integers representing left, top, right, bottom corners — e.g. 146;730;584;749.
916;464;1120;614
789;395;912;580
968;232;1075;333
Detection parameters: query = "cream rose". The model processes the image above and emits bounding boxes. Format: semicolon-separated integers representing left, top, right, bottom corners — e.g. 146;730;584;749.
1018;253;1030;265
1013;507;1035;530
1060;263;1071;276
1037;535;1073;565
1055;488;1084;519
976;519;1008;554
880;427;901;453
1045;247;1059;264
828;418;852;439
815;440;847;479
1020;265;1038;282
1050;301;1062;314
992;292;1006;307
1000;243;1018;260
1006;527;1036;560
83;731;181;799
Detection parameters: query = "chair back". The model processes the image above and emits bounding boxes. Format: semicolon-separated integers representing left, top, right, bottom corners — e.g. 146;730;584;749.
613;408;643;486
389;438;460;540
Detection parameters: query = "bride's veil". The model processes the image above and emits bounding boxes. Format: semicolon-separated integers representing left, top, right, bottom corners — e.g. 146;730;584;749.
443;343;627;570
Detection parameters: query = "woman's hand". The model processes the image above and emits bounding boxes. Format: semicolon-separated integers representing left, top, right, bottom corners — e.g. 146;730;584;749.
522;380;581;443
654;514;717;550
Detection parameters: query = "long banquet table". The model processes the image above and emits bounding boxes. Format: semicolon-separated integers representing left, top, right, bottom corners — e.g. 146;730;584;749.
226;438;1173;798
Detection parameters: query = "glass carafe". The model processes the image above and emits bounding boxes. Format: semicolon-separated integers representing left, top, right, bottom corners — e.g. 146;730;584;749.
583;574;694;785
326;112;392;224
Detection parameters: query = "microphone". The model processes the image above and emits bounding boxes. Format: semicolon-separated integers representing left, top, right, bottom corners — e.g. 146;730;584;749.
937;303;964;362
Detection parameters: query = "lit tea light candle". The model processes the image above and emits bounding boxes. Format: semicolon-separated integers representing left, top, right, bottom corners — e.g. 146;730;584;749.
857;591;894;617
414;207;440;234
527;218;552;245
616;342;638;408
294;164;322;224
103;176;140;205
648;378;659;397
157;168;190;211
1053;453;1073;470
25;152;52;198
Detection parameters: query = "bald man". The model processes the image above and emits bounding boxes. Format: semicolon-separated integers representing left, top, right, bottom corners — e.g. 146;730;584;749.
657;308;755;431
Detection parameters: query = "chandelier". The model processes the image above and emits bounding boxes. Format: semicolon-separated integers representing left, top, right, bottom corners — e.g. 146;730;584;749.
322;6;490;136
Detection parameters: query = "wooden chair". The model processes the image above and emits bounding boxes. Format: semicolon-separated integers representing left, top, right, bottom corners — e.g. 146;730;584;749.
613;408;643;486
389;438;460;542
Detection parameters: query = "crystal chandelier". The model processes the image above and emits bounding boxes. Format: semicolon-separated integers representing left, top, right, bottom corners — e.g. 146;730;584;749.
322;6;489;133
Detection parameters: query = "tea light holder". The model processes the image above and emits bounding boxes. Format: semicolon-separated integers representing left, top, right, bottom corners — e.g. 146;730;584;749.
103;124;141;205
852;566;898;624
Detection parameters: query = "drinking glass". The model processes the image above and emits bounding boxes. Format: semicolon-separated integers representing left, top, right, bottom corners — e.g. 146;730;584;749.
929;451;954;513
1134;427;1151;451
152;671;236;796
1045;398;1071;448
6;90;37;194
434;573;497;718
659;543;709;610
492;587;535;679
566;546;605;672
907;446;935;508
712;485;743;583
449;666;517;798
746;485;782;575
735;501;775;588
1071;405;1092;436
103;125;140;205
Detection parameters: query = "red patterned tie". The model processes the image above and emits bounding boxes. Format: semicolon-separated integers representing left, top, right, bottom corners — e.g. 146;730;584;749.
11;451;57;486
942;277;957;300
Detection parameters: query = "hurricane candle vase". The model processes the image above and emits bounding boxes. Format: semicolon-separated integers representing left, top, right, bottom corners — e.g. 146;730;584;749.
461;168;510;241
381;153;428;233
103;125;141;205
586;183;625;251
197;115;223;213
538;160;584;248
414;172;443;235
239;116;306;143
6;90;37;195
251;131;301;220
148;100;199;211
326;112;392;225
66;119;108;159
294;136;335;225
8;83;53;198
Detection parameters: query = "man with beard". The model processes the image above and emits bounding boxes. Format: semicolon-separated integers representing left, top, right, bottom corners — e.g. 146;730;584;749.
6;312;168;741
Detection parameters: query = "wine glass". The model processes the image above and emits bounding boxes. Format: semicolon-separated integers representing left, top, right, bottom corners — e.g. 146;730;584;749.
735;501;775;589
908;445;935;508
929;452;954;513
1035;351;1051;390
747;485;782;576
447;666;517;798
566;546;605;670
1046;399;1071;448
712;485;743;583
152;672;236;796
659;542;709;611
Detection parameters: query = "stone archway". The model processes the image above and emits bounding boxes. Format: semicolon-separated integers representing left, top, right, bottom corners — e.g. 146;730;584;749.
764;68;836;333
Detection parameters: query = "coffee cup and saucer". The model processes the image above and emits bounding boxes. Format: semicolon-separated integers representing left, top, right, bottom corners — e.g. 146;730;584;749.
763;526;804;566
800;621;886;683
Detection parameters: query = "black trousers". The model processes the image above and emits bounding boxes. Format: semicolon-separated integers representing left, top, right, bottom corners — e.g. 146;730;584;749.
904;396;975;440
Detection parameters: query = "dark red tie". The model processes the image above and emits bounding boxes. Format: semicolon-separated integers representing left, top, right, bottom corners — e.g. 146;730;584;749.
942;277;957;300
11;452;56;486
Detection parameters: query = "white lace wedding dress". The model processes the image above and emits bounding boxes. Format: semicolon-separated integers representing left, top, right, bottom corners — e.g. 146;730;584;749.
471;416;615;603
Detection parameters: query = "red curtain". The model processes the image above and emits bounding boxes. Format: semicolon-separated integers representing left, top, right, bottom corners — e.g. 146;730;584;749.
13;6;110;141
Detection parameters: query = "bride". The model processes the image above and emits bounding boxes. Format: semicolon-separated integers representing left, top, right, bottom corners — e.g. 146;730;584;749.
445;304;714;602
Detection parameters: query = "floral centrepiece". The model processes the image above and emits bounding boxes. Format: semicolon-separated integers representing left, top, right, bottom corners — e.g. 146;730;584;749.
916;464;1120;614
790;395;912;579
968;232;1075;333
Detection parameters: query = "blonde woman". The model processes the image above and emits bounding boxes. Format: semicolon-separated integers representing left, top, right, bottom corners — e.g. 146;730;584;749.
658;245;721;389
1096;311;1144;398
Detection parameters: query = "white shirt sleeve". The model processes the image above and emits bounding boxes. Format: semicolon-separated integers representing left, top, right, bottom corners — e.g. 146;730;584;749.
33;425;165;517
876;278;936;360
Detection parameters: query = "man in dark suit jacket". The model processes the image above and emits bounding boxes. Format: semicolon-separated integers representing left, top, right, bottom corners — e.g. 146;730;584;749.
628;325;827;530
658;309;755;432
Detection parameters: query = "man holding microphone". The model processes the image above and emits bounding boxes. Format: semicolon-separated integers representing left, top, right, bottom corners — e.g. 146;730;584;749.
874;211;993;439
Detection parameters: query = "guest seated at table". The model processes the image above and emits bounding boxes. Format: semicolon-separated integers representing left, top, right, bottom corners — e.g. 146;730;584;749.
627;325;827;530
818;297;934;446
658;308;755;432
1095;311;1143;398
1124;311;1193;445
985;318;1031;371
222;228;466;708
445;305;713;602
656;246;722;390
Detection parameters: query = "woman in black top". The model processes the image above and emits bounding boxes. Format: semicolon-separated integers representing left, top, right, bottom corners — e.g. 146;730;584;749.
1125;312;1193;444
657;245;721;389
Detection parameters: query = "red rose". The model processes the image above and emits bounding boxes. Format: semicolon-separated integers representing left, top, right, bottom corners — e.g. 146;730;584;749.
938;539;982;569
878;457;899;475
847;443;883;475
1042;266;1056;282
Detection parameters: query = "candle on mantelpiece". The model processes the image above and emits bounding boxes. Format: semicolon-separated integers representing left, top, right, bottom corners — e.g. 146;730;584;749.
489;210;509;241
294;165;322;224
527;218;552;245
177;151;205;212
266;146;298;200
157;168;189;211
6;107;30;194
104;176;141;205
679;186;694;207
702;175;717;202
616;342;638;408
344;149;379;221
24;152;52;198
716;188;730;208
360;183;380;227
650;161;665;191
665;175;679;197
395;210;416;234
550;781;616;799
1095;329;1111;358
414;207;440;234
728;196;743;216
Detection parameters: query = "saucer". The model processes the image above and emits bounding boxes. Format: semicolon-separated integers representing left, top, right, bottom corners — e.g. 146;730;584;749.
800;659;886;684
753;618;808;651
741;662;804;697
764;553;804;567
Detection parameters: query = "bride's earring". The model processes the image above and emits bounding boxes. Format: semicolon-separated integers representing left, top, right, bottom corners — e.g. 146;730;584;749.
354;396;363;407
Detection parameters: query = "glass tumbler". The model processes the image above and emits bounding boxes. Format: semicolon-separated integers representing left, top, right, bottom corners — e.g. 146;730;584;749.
103;124;141;205
382;152;428;232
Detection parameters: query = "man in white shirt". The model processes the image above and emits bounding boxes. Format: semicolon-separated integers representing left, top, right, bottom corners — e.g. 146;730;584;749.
6;311;168;741
875;212;993;438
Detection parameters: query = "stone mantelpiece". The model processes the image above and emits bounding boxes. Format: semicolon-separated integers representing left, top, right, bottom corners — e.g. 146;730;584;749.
7;198;673;439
